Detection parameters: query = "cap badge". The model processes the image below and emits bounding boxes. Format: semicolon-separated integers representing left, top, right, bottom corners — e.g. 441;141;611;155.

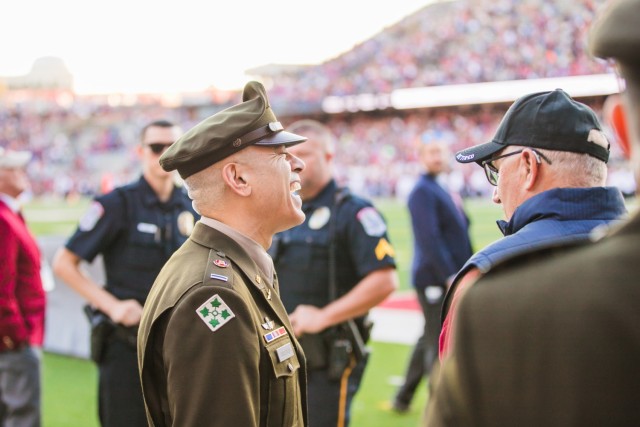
268;121;284;132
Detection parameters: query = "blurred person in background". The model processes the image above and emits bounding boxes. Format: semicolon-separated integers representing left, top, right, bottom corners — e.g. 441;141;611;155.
425;1;640;425
391;139;472;414
52;120;197;427
438;89;627;359
269;119;398;427
138;82;309;426
0;147;45;427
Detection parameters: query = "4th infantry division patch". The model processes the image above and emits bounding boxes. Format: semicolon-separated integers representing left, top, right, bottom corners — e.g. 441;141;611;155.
196;294;236;332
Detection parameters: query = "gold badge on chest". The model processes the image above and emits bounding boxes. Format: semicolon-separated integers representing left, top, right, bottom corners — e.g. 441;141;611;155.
308;206;331;230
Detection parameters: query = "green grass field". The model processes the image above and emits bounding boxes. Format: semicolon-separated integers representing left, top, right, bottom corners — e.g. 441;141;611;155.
28;196;504;427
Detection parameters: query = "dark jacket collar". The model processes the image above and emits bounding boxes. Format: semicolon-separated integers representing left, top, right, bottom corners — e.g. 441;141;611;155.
497;187;627;236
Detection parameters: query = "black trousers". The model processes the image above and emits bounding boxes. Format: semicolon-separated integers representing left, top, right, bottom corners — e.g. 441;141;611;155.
307;355;368;427
98;338;147;427
394;285;444;407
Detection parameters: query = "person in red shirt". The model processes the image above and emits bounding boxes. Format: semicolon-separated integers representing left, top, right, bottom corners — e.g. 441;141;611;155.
0;147;46;427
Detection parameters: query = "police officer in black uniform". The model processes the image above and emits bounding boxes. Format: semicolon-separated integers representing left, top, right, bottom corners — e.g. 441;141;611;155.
53;120;197;427
270;119;398;427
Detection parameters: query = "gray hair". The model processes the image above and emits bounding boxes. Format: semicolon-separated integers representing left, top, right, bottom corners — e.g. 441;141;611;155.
183;164;225;215
537;148;608;187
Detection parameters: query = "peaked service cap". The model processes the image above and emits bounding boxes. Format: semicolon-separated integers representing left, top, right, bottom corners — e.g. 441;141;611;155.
160;81;306;179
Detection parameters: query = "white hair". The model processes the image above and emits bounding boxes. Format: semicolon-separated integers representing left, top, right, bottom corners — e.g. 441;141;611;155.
183;164;225;215
537;148;608;187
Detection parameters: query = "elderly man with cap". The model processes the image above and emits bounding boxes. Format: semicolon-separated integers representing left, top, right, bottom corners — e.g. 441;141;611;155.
0;148;45;427
138;81;308;427
437;88;627;358
424;1;640;425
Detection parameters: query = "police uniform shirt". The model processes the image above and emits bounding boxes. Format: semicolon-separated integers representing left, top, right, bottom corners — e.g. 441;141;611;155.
66;176;196;303
272;180;396;313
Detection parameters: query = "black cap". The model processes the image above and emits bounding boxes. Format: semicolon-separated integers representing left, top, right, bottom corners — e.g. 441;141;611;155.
455;89;610;165
160;81;307;179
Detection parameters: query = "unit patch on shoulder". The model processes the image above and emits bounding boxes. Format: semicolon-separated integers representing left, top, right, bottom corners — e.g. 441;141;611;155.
356;207;387;237
375;237;396;261
78;201;105;232
196;294;235;332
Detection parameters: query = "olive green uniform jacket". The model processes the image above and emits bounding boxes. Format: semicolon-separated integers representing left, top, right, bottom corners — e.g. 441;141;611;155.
138;222;308;426
425;211;640;426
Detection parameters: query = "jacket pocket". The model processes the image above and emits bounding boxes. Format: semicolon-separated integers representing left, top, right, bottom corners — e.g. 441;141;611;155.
265;337;301;426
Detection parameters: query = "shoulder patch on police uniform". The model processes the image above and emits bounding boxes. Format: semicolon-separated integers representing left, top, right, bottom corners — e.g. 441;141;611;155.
357;207;387;237
78;201;104;231
375;237;395;261
196;294;235;332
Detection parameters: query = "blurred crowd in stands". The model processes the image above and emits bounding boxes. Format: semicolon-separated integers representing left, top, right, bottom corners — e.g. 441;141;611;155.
0;96;634;202
267;0;609;114
1;0;635;202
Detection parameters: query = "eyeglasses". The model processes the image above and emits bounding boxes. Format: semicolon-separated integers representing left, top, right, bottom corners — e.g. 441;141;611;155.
481;148;552;186
145;143;173;155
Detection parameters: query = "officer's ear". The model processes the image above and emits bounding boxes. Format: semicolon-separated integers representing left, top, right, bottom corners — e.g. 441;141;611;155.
221;162;251;197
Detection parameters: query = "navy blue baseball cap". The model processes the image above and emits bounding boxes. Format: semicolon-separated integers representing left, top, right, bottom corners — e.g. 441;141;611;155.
455;89;610;165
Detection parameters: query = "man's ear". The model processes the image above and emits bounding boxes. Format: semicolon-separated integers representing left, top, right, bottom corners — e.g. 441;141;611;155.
522;149;540;191
604;94;631;159
221;163;251;197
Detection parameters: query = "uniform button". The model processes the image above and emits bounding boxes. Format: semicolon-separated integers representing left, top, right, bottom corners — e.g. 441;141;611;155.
287;363;294;372
256;275;262;284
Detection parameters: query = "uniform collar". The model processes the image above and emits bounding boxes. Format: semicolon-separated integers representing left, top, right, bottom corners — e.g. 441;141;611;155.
303;179;336;210
138;176;183;208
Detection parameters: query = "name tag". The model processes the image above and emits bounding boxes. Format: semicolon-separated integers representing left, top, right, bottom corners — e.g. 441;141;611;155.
137;222;158;234
276;343;294;362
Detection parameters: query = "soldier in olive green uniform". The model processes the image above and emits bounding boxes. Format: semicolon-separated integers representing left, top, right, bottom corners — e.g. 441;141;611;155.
424;1;640;426
138;81;309;426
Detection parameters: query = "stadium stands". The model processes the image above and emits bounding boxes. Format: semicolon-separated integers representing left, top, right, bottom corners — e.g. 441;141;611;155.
1;0;632;200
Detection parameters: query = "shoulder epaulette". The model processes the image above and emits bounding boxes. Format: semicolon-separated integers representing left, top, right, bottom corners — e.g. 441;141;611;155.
203;249;235;289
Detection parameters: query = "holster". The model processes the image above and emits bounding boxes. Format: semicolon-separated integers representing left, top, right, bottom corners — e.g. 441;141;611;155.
299;318;373;381
84;305;114;364
83;305;138;364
